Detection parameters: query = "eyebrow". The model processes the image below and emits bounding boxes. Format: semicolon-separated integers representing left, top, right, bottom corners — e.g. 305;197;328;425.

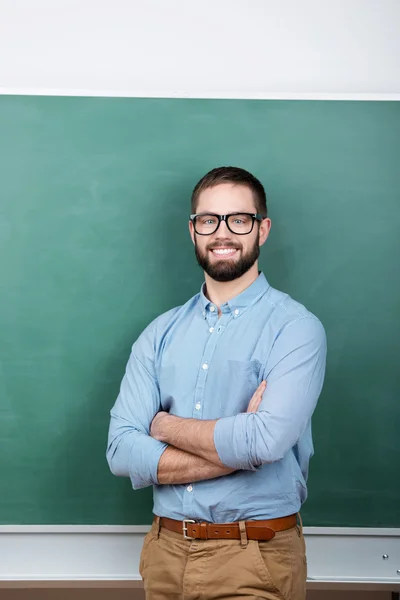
194;210;258;215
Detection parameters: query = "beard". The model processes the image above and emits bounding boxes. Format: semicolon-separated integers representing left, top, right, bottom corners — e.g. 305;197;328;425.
194;237;260;282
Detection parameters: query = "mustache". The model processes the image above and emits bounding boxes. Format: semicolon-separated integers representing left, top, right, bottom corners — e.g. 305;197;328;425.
207;241;241;250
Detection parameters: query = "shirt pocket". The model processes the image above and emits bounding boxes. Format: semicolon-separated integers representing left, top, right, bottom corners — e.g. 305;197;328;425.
218;359;262;416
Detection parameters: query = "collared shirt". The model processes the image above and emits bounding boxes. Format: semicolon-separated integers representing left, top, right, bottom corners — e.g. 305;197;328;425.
107;273;327;522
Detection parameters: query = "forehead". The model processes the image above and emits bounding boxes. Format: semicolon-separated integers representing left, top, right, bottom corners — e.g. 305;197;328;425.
196;183;256;214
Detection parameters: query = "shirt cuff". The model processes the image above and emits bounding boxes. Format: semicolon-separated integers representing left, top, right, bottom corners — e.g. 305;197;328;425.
214;414;257;471
129;434;168;489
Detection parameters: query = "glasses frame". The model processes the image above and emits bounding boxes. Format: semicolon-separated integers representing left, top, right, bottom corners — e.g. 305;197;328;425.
189;212;266;236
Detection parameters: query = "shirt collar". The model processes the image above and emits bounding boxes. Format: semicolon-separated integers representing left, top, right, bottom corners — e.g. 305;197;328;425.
199;272;270;319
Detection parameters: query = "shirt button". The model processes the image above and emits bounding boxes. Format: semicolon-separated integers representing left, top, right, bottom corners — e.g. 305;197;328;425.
202;363;208;370
187;485;193;492
234;309;239;315
209;327;214;333
195;403;201;410
210;305;215;312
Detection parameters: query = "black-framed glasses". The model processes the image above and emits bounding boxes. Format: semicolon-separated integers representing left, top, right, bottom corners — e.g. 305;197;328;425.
190;212;265;236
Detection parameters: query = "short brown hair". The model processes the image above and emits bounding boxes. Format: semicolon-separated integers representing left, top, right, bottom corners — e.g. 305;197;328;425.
191;166;267;216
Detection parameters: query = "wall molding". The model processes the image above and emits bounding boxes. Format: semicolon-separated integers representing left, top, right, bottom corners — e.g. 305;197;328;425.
1;525;400;535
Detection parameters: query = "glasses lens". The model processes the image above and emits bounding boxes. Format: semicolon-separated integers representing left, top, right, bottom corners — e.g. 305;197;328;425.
194;214;219;234
227;214;253;234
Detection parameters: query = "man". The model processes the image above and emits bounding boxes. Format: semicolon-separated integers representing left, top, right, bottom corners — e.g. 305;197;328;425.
107;166;327;599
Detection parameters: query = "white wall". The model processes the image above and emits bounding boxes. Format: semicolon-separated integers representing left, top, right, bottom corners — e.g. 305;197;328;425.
0;0;399;98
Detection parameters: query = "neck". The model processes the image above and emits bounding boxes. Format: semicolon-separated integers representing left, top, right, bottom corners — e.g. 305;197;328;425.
204;263;260;307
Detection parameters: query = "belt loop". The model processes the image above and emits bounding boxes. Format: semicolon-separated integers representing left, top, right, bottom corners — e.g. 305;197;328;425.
153;515;161;540
239;520;248;548
296;513;303;537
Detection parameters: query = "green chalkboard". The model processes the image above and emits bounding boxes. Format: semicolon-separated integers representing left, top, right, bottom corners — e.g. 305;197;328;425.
0;96;399;526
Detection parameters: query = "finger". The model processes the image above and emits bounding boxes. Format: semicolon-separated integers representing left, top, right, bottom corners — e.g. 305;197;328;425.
254;381;266;396
247;399;256;413
247;381;267;412
250;382;265;402
247;398;258;413
247;394;257;412
252;393;263;411
248;398;262;413
252;381;266;401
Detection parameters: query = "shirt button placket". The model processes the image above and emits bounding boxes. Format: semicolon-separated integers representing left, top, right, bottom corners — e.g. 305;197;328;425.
193;305;221;419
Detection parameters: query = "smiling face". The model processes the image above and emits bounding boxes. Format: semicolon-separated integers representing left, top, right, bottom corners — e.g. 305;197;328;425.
189;183;271;282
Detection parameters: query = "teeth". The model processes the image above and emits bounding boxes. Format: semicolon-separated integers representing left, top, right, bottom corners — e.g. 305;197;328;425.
212;249;237;255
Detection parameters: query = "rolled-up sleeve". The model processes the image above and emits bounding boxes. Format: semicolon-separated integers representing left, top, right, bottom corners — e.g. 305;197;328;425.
106;325;168;489
214;316;327;470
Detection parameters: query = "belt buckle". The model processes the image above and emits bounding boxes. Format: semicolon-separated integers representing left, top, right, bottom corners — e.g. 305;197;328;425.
182;519;196;540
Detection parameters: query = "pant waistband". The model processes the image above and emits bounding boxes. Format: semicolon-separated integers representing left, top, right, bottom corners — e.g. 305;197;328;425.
157;513;298;541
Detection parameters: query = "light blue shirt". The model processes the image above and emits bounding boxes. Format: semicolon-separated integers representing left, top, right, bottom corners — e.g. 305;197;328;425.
107;273;327;522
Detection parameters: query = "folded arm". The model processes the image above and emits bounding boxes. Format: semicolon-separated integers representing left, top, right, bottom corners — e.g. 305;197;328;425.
151;413;222;466
157;446;234;484
107;322;235;488
106;337;168;489
152;317;327;471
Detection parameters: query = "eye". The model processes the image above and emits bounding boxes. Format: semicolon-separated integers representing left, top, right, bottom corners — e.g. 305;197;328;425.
231;214;250;225
201;216;217;225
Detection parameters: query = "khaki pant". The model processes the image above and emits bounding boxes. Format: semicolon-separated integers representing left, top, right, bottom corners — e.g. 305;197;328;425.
139;517;307;599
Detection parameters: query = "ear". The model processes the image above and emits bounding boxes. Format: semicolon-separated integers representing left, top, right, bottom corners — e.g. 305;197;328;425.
189;220;196;245
259;218;272;247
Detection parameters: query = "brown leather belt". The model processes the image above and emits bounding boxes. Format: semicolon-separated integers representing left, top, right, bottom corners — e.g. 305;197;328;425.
158;514;297;541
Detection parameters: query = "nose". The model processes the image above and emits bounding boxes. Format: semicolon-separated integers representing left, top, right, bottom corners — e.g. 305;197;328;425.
217;218;230;234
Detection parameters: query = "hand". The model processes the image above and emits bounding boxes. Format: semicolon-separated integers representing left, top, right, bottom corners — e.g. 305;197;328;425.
150;411;170;441
247;380;267;413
